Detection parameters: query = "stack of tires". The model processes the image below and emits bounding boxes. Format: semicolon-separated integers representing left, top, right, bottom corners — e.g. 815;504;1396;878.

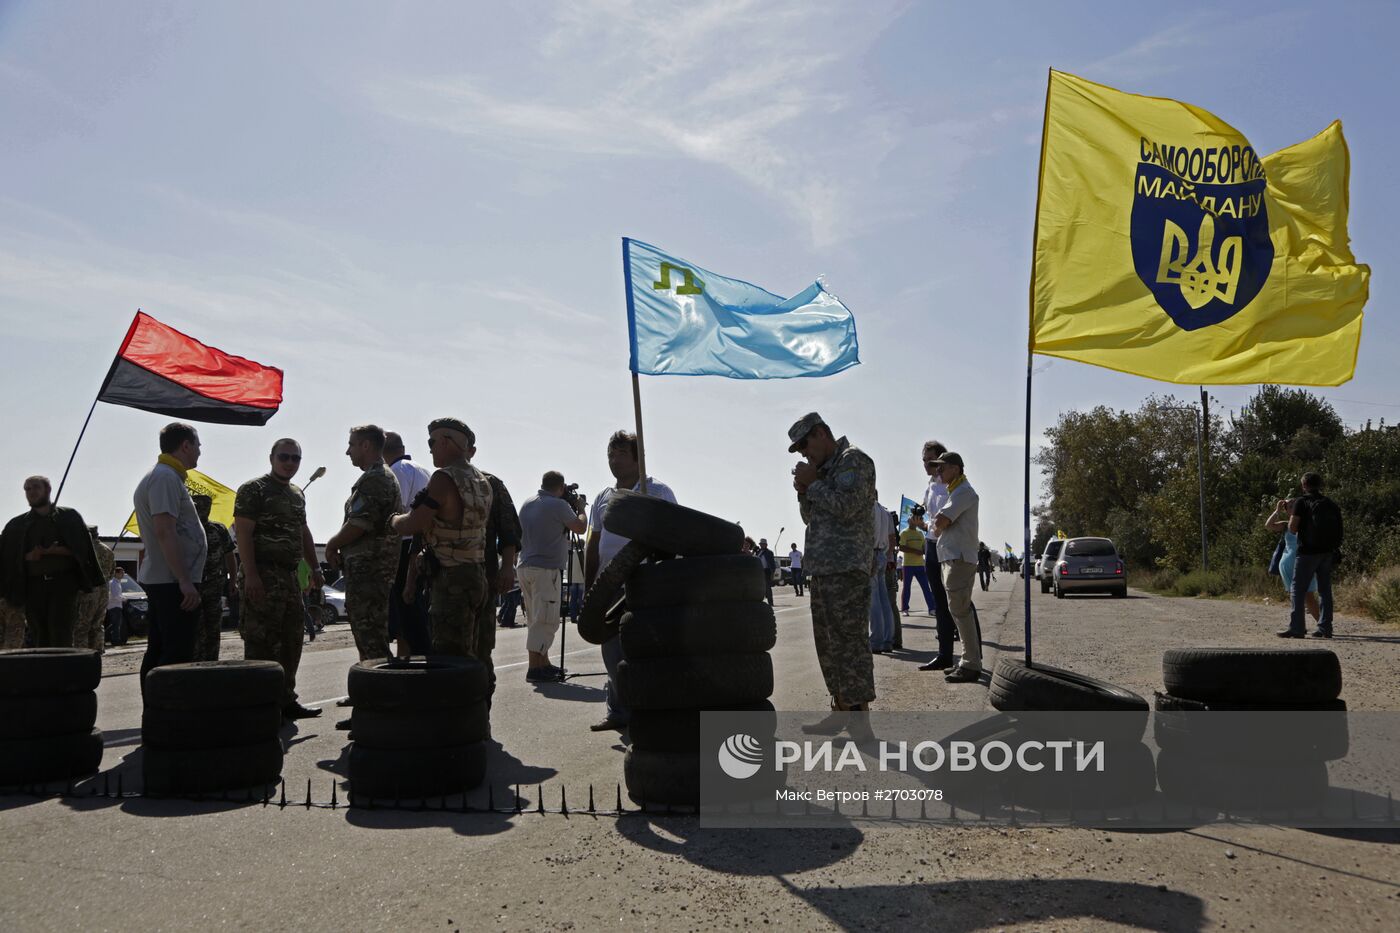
1154;648;1344;811
347;656;490;800
142;661;285;795
971;658;1157;809
576;492;775;807
0;649;103;787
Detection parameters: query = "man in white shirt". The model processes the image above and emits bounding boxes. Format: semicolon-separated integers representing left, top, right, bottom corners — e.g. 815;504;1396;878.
932;452;982;683
132;422;208;695
106;566;128;646
869;500;897;653
917;439;959;672
384;431;432;656
584;430;676;733
518;471;588;681
788;543;804;596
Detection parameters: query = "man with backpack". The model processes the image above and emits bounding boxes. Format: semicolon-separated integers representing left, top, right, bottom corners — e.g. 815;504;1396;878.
1278;471;1343;639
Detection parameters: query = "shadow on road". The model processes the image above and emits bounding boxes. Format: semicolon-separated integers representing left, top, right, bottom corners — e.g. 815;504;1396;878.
529;680;605;703
780;877;1206;931
615;816;862;875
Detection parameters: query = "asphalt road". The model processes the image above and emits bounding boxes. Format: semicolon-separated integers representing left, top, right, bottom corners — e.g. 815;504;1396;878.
3;577;1399;931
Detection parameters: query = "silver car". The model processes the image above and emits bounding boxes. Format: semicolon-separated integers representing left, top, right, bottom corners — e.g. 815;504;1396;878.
1052;537;1127;598
1037;539;1065;594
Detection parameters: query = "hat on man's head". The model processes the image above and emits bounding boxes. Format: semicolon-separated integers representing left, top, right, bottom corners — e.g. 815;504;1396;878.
428;417;475;447
787;412;826;452
932;452;965;468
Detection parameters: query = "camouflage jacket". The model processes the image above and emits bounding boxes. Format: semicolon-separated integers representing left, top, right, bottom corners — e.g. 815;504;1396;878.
200;520;233;585
798;437;876;576
481;471;522;581
342;463;402;558
234;475;306;569
93;539;115;591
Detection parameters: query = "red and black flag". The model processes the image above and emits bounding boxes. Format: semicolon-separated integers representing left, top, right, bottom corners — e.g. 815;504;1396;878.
97;312;283;425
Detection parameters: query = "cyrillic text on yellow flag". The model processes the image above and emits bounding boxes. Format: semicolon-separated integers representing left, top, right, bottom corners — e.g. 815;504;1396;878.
1031;70;1368;386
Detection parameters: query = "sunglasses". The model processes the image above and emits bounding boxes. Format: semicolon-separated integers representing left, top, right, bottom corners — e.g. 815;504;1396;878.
276;453;302;463
427;436;458;450
795;437;810;452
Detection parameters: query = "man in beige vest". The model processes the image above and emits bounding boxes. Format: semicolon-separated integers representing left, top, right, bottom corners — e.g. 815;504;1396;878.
391;418;493;658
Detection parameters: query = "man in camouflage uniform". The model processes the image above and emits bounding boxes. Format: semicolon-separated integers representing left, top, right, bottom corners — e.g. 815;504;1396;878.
326;425;401;665
72;526;115;653
464;427;521;704
789;412;877;733
192;495;236;661
392;418;492;659
234;438;323;720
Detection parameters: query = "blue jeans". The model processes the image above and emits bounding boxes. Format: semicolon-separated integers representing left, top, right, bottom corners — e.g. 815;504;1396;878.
602;633;629;724
901;565;934;612
869;555;894;650
791;567;804;595
1290;552;1334;634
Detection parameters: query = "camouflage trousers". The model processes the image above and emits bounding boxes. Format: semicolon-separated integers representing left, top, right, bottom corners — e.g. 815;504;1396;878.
429;562;488;659
73;588;107;653
343;547;395;662
194;579;226;661
239;566;304;707
809;570;876;705
1;598;27;650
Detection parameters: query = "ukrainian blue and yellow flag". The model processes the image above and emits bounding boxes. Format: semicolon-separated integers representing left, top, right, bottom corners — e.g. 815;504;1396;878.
1031;71;1368;386
624;238;860;379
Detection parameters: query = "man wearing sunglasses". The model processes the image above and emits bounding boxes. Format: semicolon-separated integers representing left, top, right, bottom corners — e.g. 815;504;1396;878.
789;412;878;732
234;438;324;720
325;424;402;666
391;418;494;661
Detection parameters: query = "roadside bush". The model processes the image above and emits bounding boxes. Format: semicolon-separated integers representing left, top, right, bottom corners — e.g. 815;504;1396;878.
1338;565;1400;622
1144;568;1180;593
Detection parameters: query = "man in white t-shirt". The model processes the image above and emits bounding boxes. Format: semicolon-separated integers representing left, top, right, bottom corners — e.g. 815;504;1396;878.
106;566;128;646
584;430;676;733
132;422;208;695
518;471;588;681
788;543;804;596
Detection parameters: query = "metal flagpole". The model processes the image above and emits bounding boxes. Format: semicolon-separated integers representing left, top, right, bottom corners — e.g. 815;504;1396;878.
54;352;123;505
631;371;649;496
1023;347;1034;667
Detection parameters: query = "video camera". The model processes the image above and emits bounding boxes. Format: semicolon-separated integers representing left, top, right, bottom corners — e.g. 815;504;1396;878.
562;482;586;512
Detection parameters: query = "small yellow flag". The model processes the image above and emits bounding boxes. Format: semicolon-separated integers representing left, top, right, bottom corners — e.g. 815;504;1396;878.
1031;71;1368;386
123;468;236;535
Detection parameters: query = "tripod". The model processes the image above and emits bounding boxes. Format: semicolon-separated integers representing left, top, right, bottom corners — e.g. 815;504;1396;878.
554;530;591;682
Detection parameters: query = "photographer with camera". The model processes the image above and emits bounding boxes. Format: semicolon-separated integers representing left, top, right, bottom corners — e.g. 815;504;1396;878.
517;472;588;681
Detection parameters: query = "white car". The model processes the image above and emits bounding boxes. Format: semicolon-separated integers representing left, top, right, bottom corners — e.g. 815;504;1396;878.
322;579;347;622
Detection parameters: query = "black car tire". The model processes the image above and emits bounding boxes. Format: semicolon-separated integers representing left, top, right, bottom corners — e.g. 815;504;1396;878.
601;490;744;557
989;658;1149;740
321;605;337;627
143;738;284;795
1112;586;1127;598
0;727;103;785
576;540;652;645
347;656;490;712
625;555;767;611
1054;584;1064;599
350;702;490;749
1152;692;1349;761
0;648;101;696
348;741;487;799
1155;747;1329;811
619;602;777;660
143;661;285;712
617;654;773;710
1039;578;1050;594
623;748;699;806
0;691;97;739
1161;648;1341;705
142;703;284;750
628;701;776;754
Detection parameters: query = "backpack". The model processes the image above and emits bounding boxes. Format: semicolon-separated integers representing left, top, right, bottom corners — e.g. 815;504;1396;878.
1301;495;1344;554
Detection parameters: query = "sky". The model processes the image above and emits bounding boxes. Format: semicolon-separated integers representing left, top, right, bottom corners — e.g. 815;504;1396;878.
1;0;1396;549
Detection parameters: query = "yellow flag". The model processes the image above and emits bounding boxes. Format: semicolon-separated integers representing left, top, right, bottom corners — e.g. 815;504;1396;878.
123;468;237;535
1031;71;1368;385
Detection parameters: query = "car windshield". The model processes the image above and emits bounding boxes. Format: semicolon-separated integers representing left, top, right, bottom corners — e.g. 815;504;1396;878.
120;577;144;594
327;579;346;592
1065;539;1116;557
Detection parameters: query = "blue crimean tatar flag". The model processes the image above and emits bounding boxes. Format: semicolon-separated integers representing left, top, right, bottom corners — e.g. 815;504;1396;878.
624;238;860;379
899;496;919;531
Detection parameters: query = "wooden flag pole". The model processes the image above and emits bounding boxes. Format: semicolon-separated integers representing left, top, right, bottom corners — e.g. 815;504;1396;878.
631;372;649;495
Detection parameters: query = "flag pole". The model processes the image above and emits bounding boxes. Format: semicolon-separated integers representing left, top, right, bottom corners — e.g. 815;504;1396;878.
631;372;649;495
54;353;121;506
1022;69;1053;668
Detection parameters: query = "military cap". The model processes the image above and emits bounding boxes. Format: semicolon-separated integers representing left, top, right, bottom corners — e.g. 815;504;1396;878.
787;412;826;452
931;451;965;468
